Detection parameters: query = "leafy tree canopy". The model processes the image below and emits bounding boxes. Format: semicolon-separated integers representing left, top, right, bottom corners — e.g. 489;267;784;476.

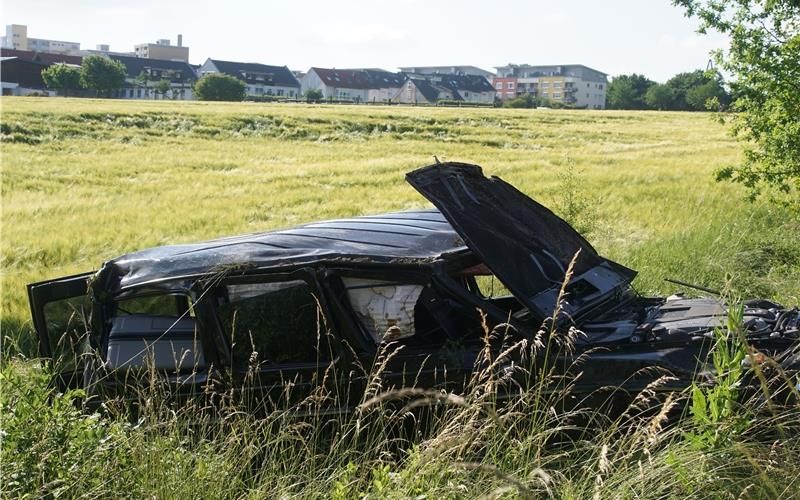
303;88;323;102
606;74;655;109
41;63;82;96
80;55;127;96
194;73;246;101
674;0;800;205
645;84;674;111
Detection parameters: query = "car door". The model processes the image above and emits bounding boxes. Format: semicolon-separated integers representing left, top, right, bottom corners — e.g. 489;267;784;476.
27;272;95;391
406;162;637;324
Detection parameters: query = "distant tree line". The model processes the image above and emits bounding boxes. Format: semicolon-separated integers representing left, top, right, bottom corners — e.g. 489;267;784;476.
605;70;730;111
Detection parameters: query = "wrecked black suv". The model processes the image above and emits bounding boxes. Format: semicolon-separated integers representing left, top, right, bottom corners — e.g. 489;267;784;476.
28;162;800;408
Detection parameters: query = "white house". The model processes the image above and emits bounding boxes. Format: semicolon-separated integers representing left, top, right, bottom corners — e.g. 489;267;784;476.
199;58;300;98
300;68;405;102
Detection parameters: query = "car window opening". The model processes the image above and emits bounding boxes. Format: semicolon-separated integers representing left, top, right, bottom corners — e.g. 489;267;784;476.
106;292;204;373
454;263;527;318
218;280;330;370
343;277;485;346
343;278;423;343
43;297;92;372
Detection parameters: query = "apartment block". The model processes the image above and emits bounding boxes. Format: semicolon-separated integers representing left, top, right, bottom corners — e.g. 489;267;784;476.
399;65;495;80
134;35;189;62
494;64;608;109
1;24;81;55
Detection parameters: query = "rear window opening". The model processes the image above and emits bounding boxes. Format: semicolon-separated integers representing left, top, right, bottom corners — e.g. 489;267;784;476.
114;293;194;318
105;292;203;373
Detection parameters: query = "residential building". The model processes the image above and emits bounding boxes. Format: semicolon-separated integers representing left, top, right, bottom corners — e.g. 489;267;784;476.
0;48;83;95
134;35;189;62
199;59;301;98
393;78;457;104
1;24;81;55
399;65;495;79
394;73;495;105
494;64;608;109
0;57;53;95
109;54;197;100
300;68;406;102
85;44;136;57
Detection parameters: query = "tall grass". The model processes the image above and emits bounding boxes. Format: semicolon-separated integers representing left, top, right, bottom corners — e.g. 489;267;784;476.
3;278;798;498
2;97;799;497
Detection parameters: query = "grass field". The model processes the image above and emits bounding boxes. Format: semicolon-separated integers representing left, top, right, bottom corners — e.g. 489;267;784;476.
2;97;799;498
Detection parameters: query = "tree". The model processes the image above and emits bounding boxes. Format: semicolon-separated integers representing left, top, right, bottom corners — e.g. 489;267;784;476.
664;70;725;110
674;0;800;204
685;78;727;111
645;84;674;110
154;79;172;99
605;74;655;109
41;63;82;96
303;88;323;103
194;73;246;101
80;55;126;97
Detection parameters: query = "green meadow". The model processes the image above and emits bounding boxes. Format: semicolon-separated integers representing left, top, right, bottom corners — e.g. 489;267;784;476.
3;97;798;354
2;97;799;498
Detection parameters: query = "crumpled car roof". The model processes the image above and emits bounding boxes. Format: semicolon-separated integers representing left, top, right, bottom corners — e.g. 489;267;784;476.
93;209;466;294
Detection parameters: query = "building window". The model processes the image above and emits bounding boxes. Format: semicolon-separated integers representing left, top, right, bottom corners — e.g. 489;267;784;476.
277;89;284;96
599;84;604;90
541;82;550;88
495;82;503;90
542;92;549;97
553;93;561;99
553;82;562;88
506;82;514;89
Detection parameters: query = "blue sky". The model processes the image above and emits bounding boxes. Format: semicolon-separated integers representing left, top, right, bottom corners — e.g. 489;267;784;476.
2;0;727;81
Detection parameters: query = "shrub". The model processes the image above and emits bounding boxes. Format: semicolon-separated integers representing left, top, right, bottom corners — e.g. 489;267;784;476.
194;74;246;102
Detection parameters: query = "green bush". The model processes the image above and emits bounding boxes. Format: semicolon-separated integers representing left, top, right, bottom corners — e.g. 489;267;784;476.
194;74;246;102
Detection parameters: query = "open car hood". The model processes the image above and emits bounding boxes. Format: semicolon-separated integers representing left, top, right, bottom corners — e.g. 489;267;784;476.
406;162;637;323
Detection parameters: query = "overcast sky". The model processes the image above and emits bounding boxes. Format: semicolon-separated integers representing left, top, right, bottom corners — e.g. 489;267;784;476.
2;0;727;82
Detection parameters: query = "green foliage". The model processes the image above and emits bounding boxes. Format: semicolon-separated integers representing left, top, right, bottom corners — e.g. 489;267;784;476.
605;73;655;109
502;93;541;108
665;70;729;111
80;55;127;97
1;99;800;496
645;83;674;110
194;73;246;101
154;79;172;98
41;63;83;96
674;0;800;205
303;88;323;102
685;304;751;450
552;159;597;236
685;78;728;111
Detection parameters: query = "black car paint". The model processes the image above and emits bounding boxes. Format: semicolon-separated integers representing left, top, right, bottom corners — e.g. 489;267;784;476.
26;162;800;408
